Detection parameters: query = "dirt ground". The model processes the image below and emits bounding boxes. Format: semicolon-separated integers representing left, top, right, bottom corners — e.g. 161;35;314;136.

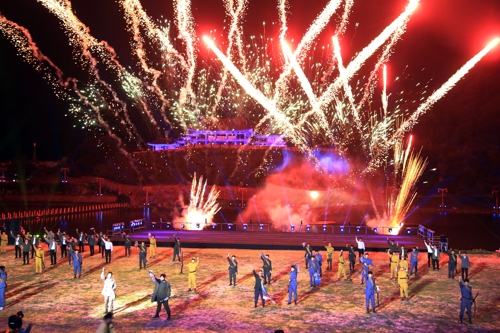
0;246;499;332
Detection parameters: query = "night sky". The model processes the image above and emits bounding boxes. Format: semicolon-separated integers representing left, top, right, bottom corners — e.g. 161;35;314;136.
0;0;499;162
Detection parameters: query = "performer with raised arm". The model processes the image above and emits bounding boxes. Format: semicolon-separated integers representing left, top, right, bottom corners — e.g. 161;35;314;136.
101;267;117;314
424;239;433;268
458;276;474;324
149;270;171;320
458;251;470;280
355;237;365;259
307;256;320;288
9;231;21;258
324;242;334;270
30;232;40;259
76;228;86;252
227;253;238;286
68;248;82;279
172;233;181;262
360;253;375;285
187;257;200;292
303;243;312;269
287;264;299;305
260;253;272;285
102;236;113;264
122;232;132;257
44;234;58;265
252;269;265;308
56;229;67;259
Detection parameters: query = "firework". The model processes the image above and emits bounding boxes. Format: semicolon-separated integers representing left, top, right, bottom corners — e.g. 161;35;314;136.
0;0;497;182
174;173;221;230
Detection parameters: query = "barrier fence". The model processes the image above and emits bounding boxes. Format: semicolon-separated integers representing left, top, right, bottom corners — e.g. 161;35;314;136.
148;221;415;235
0;203;128;221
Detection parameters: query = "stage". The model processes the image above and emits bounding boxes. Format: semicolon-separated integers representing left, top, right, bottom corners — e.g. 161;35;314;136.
112;230;425;251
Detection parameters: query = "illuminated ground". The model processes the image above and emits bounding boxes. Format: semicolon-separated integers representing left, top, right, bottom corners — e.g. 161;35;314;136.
0;246;498;332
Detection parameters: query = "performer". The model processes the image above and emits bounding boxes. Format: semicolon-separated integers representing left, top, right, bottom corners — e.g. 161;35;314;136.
314;250;323;277
260;253;272;284
57;230;67;258
148;233;157;258
67;237;76;266
172;234;181;262
0;231;7;253
458;276;473;324
399;255;409;271
399;245;408;261
43;227;54;242
424;240;433;268
387;238;398;267
88;233;96;256
187;257;200;292
35;245;44;274
432;244;440;271
355;237;365;259
409;247;419;277
68;248;82;278
364;271;378;314
227;253;238;286
0;266;6;311
9;231;22;258
30;233;39;259
348;244;356;271
458;251;470;280
307;256;320;288
103;236;113;263
287;264;298;305
252;269;265;308
398;266;409;301
122;232;132;257
139;242;147;269
45;235;58;265
388;250;399;279
337;249;347;281
24;232;33;258
98;232;105;257
360;253;375;285
149;270;171;320
446;248;458;279
76;229;86;252
21;238;30;265
323;242;334;270
101;267;117;314
303;243;312;269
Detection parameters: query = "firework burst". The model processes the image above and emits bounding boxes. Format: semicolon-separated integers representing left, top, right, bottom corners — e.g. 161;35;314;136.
174;173;221;230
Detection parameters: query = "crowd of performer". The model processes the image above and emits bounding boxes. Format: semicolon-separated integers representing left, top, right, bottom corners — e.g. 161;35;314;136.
0;225;478;327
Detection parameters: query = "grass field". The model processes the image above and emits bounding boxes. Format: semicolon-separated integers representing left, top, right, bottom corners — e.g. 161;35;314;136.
0;246;499;332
